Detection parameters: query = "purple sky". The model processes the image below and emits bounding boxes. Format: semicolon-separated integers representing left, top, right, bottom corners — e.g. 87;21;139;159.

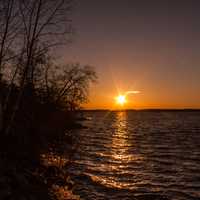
62;0;200;109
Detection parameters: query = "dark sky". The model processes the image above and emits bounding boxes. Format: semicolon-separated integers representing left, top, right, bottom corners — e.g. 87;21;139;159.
63;0;200;109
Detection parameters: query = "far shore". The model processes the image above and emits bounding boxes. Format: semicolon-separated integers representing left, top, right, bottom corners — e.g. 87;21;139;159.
80;108;200;112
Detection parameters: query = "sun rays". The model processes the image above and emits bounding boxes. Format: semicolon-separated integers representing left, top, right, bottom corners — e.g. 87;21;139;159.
115;91;140;107
116;95;126;106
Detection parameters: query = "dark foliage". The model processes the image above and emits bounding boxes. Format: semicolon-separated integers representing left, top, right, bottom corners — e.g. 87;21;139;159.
0;0;96;199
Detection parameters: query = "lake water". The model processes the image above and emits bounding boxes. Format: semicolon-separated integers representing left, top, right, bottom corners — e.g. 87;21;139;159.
70;111;200;200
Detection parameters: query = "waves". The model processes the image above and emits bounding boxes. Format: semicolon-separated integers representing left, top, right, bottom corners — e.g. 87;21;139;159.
70;111;200;200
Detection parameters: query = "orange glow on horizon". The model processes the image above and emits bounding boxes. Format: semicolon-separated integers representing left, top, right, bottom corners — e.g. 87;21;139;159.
82;76;200;110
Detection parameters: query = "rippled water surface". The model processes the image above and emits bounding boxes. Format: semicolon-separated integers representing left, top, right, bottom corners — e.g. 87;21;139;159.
70;111;200;200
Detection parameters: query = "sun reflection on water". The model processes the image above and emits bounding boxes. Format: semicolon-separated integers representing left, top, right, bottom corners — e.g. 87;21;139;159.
111;112;130;161
111;112;141;163
87;111;144;189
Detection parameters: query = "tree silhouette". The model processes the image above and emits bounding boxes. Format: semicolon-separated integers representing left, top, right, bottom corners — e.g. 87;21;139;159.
49;63;97;110
0;0;97;136
0;0;73;135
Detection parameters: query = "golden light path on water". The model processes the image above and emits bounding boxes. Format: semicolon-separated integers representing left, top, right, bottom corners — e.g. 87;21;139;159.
88;112;144;189
40;111;200;199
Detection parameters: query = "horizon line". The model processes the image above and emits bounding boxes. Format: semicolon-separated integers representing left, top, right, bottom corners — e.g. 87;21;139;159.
80;108;200;111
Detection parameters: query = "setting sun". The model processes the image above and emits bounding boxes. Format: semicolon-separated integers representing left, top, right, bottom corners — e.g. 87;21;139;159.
116;95;126;106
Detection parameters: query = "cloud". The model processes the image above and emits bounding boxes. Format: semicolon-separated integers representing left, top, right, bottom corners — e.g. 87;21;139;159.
125;91;140;96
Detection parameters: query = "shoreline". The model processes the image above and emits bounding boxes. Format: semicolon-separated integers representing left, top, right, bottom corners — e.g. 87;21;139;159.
0;108;82;200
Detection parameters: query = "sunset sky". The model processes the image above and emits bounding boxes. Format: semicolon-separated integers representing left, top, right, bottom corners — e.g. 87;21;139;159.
63;0;200;109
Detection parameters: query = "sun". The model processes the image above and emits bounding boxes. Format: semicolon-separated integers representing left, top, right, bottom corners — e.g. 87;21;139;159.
116;95;126;106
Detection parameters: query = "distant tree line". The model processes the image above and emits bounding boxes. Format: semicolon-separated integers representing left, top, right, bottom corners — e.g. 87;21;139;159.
0;0;97;136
